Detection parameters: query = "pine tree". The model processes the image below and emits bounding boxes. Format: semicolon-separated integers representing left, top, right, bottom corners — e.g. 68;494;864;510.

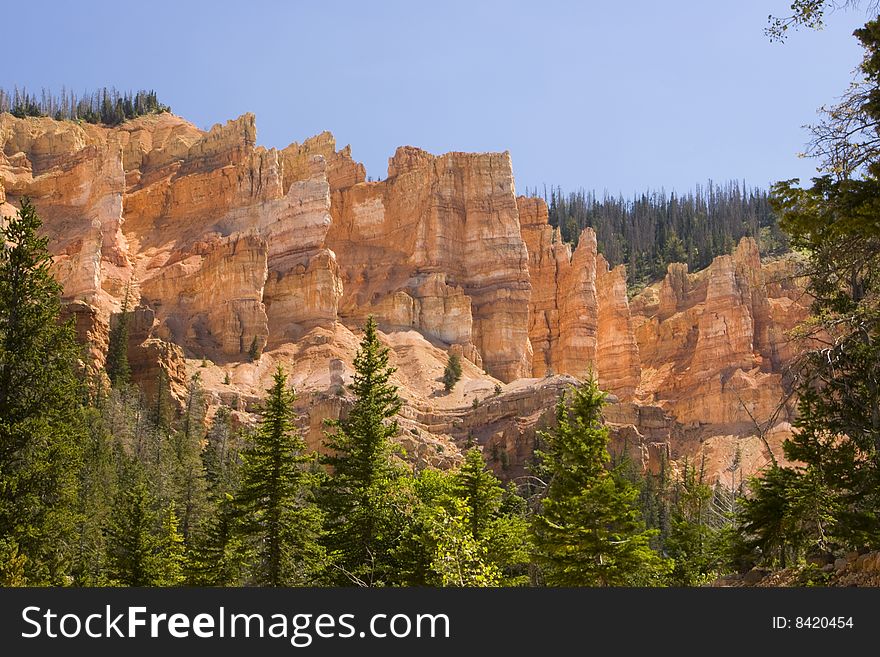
321;316;407;586
443;353;462;392
234;366;325;586
0;197;85;584
738;465;809;568
247;336;261;361
154;503;186;586
70;407;117;585
453;448;530;585
105;282;131;389
202;404;240;493
171;374;209;543
663;459;732;585
189;494;247;585
105;464;170;586
531;379;670;586
454;448;502;540
188;405;246;585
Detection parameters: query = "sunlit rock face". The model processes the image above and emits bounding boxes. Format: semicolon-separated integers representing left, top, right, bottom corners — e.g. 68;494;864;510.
0;110;811;483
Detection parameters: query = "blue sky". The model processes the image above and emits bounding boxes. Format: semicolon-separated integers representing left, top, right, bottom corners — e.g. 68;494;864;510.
2;1;871;196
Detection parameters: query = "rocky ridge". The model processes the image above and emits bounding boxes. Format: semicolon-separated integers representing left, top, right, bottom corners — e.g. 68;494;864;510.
0;111;812;483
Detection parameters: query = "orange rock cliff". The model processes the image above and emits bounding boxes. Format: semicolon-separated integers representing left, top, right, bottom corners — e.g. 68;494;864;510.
0;112;811;483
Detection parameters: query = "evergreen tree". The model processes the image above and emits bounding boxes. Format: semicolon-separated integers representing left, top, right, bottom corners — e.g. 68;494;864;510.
105;463;178;586
738;466;810;568
535;180;782;290
171;373;209;543
248;336;261;361
71;407;117;585
453;448;530;585
443;353;463;392
0;197;85;584
1;86;170;125
105;283;131;389
531;379;670;586
321;316;408;586
202;404;241;494
189;493;247;586
188;405;247;585
750;17;880;560
154;503;186;586
454;448;503;540
663;459;733;585
234;366;325;586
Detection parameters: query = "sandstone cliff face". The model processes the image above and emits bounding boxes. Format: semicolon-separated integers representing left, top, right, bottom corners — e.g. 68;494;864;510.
122;114;343;359
326;147;532;381
517;195;639;399
629;239;810;477
596;254;641;400
0;110;812;484
517;195;601;380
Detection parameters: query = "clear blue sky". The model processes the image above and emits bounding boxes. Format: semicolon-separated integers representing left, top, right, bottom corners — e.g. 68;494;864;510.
2;1;872;196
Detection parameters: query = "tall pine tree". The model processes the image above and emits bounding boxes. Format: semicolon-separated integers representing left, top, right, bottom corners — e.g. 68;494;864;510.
531;379;669;586
453;448;530;585
105;282;131;389
105;461;184;586
0;197;85;584
234;366;325;586
753;17;880;559
321;316;408;586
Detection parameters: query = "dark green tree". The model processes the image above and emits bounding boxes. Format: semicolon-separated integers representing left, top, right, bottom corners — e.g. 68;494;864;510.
0;197;85;584
234;366;325;586
531;379;670;586
202;404;241;494
738;465;808;568
755;17;880;559
538;181;777;290
105;283;131;389
453;448;530;585
247;336;261;361
443;352;463;392
70;407;117;585
171;373;209;543
321;316;408;586
188;405;247;585
189;493;247;585
454;448;502;539
105;462;184;586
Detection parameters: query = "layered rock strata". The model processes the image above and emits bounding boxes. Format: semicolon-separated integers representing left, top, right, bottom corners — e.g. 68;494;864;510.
0;110;812;482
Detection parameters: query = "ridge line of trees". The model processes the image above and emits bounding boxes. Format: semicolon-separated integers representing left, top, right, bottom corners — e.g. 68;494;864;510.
524;180;788;290
0;86;170;126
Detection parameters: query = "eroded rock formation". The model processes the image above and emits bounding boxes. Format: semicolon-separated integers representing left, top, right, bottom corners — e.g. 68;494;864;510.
0;110;811;483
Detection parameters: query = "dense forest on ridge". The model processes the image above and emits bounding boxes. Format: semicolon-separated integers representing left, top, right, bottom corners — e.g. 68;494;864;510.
524;182;789;289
